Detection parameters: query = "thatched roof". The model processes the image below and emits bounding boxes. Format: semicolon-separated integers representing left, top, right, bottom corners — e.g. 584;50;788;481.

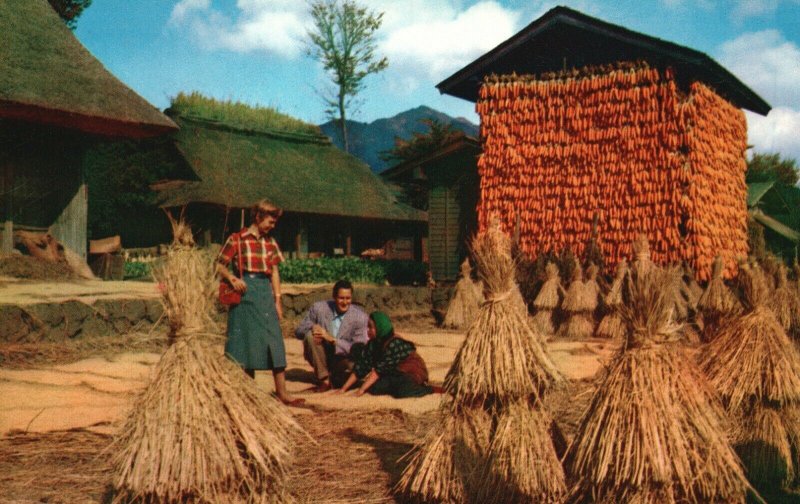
156;114;426;222
438;6;770;115
0;0;177;138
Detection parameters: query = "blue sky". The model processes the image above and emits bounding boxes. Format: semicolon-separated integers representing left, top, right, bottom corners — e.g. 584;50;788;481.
75;0;800;159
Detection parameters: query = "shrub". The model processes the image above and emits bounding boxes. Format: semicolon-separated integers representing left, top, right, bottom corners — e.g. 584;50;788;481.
124;261;152;280
278;257;426;285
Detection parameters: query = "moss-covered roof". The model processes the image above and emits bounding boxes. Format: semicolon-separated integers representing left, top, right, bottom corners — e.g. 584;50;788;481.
168;92;321;136
156;114;426;222
0;0;176;137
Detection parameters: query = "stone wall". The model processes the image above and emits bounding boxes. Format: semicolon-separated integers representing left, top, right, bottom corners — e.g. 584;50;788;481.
0;286;432;343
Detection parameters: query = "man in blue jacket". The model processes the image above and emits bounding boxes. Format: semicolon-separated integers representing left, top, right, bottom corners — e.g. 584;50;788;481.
295;279;369;391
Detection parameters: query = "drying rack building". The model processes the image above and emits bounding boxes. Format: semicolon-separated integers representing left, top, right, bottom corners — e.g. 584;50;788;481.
438;6;770;279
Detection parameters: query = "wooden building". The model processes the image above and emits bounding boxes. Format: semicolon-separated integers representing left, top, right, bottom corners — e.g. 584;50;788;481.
437;6;770;280
0;0;177;257
382;136;481;281
155;108;426;259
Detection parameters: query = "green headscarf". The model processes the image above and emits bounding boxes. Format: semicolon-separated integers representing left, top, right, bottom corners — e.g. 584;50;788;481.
370;311;394;342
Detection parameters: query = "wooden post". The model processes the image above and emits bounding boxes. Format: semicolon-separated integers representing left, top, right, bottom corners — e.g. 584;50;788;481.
1;162;12;254
240;208;245;229
345;223;352;256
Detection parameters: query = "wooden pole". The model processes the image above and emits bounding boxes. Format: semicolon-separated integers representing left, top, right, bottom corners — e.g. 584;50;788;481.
1;162;13;254
346;223;352;256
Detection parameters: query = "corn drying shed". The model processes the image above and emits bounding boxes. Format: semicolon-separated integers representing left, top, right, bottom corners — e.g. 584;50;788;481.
0;0;177;257
438;6;771;280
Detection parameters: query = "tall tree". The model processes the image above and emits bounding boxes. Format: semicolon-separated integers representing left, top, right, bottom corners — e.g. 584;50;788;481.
746;152;799;185
48;0;92;30
307;0;388;153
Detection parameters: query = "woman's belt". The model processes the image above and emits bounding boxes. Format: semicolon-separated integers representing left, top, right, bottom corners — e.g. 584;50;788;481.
243;272;271;279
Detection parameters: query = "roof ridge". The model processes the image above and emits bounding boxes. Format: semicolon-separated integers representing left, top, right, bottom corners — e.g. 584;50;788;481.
173;113;332;145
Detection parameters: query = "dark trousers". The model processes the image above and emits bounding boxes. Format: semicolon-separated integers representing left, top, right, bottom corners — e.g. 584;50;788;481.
303;333;353;388
368;374;433;398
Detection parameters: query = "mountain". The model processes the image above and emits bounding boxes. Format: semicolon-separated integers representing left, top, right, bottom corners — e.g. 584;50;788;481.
319;105;479;173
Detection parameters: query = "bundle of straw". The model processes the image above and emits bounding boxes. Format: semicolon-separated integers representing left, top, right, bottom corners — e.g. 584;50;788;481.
556;264;597;339
564;266;752;503
699;264;800;488
697;255;741;341
532;262;563;336
596;259;628;339
113;218;302;503
769;264;800;338
443;259;483;330
398;222;565;503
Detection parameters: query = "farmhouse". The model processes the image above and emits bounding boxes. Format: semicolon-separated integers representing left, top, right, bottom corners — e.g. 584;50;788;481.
0;0;177;258
381;135;481;281
438;6;771;279
155;97;426;259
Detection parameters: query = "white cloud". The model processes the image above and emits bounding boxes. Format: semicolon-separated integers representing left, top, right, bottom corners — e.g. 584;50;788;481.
170;0;211;24
732;0;779;19
380;2;521;89
746;107;800;160
170;0;308;58
718;30;800;109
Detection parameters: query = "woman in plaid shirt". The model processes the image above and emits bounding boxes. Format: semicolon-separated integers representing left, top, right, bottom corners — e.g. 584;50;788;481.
217;199;303;406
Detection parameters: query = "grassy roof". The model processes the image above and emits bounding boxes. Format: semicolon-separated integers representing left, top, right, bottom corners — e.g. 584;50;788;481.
157;114;426;222
168;92;320;137
0;0;176;137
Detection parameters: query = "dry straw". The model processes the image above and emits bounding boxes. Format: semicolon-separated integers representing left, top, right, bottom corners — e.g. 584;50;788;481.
557;264;597;339
596;259;628;339
697;255;741;340
113;216;302;503
397;221;565;503
564;263;752;503
532;262;563;336
699;264;800;488
769;263;800;337
443;259;483;330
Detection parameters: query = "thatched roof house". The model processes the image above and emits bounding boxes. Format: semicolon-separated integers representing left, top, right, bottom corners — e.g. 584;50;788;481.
382;136;481;281
438;6;770;280
0;0;177;257
156;96;426;258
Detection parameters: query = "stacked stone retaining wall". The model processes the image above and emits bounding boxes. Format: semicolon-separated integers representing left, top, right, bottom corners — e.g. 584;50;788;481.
0;286;432;343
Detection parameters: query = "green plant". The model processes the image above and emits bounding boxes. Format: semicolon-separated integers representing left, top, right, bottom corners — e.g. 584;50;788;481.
124;261;152;280
278;257;426;285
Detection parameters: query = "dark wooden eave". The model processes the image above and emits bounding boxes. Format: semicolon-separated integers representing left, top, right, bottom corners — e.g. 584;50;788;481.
381;136;481;182
437;6;771;115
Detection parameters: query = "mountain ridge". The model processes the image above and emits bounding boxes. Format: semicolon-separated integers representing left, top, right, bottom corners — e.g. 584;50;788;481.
319;105;478;172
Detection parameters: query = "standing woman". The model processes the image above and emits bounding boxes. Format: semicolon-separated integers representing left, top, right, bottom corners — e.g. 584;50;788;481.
216;199;303;406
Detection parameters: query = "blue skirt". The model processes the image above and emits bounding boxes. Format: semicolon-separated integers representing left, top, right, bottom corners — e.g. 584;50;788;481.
225;274;286;370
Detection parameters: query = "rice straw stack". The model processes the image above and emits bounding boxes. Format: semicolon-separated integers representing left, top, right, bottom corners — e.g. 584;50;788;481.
532;262;563;336
596;259;628;339
443;259;483;330
769;263;800;338
697;255;741;341
112;218;302;503
699;264;800;488
556;264;597;339
564;265;752;504
397;222;565;503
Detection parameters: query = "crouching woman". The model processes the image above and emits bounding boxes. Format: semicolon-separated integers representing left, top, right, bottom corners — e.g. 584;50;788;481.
338;311;433;398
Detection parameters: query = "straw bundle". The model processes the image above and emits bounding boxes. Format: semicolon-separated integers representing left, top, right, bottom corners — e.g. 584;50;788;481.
564;266;751;503
532;262;563;336
443;259;483;330
769;264;800;337
697;256;741;340
113;220;302;503
699;265;800;487
398;222;565;503
557;264;597;339
596;260;628;339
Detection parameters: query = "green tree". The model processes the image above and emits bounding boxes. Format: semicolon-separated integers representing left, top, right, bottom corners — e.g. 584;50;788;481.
48;0;92;30
380;118;465;163
746;152;799;185
307;0;388;153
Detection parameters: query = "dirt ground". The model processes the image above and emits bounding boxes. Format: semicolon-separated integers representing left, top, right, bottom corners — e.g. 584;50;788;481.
0;313;614;503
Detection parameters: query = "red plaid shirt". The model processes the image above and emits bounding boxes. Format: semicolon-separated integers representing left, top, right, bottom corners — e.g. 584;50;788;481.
218;227;283;275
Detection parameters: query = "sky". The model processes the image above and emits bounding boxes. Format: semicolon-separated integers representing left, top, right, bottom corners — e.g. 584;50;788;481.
74;0;800;160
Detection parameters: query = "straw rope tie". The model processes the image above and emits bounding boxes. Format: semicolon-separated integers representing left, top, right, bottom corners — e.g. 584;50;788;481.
485;289;514;303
